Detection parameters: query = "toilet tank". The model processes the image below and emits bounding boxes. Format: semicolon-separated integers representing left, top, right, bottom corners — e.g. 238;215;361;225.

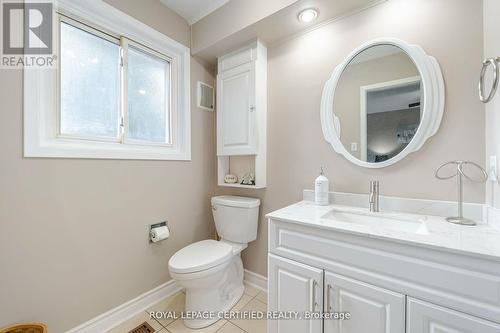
211;196;260;244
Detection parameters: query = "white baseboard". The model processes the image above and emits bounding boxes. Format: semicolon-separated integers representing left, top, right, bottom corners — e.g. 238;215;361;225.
244;269;268;292
66;270;267;333
65;280;182;333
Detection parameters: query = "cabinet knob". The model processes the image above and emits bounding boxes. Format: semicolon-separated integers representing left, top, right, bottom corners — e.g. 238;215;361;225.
249;106;255;112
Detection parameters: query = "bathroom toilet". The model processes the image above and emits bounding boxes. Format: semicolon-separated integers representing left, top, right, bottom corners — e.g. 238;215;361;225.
168;196;260;329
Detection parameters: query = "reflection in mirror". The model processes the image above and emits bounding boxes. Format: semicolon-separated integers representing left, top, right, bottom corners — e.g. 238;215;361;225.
334;44;422;163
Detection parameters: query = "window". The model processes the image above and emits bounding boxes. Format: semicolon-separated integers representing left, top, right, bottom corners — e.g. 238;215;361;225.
59;18;173;146
59;20;121;140
126;44;171;144
24;0;190;160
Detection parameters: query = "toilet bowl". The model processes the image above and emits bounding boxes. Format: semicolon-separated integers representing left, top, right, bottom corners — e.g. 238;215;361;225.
169;240;245;328
168;196;260;329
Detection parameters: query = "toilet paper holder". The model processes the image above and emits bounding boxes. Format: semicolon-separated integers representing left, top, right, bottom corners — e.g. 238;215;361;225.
149;221;169;243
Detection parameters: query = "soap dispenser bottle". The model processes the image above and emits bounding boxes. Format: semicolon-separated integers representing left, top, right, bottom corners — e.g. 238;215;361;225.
315;167;329;206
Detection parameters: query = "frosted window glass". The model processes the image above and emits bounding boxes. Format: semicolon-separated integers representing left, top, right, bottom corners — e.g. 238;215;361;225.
127;46;170;143
60;22;120;138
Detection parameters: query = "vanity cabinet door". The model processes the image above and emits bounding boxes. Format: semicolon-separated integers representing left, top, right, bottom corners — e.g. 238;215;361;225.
268;254;323;333
407;298;500;333
216;62;257;156
324;271;405;333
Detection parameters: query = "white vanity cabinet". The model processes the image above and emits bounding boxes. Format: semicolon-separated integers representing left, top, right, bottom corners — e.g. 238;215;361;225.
267;214;500;333
407;298;500;333
268;255;405;333
324;271;405;333
268;254;323;333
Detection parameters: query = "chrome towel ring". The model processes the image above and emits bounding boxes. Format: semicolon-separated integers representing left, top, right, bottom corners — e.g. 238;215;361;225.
435;161;487;226
479;57;499;103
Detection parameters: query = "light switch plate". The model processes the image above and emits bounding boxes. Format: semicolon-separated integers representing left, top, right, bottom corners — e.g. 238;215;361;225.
490;155;498;182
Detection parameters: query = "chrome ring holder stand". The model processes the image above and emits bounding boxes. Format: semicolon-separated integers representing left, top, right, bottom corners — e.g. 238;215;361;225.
435;161;488;226
479;57;499;103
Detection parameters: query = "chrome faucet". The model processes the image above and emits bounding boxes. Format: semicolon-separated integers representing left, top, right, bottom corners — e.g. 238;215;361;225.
369;180;380;212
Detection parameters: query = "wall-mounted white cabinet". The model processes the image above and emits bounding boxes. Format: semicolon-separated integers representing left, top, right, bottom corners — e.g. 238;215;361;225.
217;63;256;155
216;41;267;188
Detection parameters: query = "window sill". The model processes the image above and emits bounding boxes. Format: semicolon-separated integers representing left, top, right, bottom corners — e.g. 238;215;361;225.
24;137;191;161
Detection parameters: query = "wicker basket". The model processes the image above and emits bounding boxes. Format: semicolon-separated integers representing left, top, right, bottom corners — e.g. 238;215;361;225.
0;323;47;333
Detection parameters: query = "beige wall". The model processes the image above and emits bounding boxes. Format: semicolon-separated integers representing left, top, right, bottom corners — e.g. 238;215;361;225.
104;0;190;47
218;0;485;277
0;2;216;332
484;0;500;209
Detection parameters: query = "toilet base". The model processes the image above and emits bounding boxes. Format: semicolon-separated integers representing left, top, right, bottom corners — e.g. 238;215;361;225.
184;283;244;329
178;255;245;329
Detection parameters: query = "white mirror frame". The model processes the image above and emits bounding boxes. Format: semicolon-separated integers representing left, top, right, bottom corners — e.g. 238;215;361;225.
320;38;445;168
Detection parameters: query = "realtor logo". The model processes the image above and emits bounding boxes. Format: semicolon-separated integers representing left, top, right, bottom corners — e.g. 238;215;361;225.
2;1;53;54
1;0;55;68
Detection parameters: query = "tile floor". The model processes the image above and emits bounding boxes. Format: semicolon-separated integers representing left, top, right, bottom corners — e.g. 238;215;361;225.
106;284;268;333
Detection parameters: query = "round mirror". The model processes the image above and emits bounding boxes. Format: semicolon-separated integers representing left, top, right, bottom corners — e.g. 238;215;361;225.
321;39;445;168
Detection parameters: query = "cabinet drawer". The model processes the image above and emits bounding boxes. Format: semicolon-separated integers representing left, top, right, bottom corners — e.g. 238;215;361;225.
407;298;500;333
268;219;500;323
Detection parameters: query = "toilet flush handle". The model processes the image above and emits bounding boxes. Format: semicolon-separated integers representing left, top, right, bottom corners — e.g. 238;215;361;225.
212;205;217;211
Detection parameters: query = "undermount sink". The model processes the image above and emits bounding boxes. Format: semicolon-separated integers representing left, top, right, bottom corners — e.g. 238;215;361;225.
321;208;429;234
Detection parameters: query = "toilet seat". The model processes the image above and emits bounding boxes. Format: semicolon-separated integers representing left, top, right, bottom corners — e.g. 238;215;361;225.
169;240;232;274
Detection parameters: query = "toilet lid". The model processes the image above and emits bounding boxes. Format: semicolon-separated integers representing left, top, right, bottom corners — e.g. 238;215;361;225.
169;240;233;274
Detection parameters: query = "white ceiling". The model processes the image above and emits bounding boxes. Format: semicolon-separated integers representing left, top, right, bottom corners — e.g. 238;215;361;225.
193;0;386;60
160;0;231;25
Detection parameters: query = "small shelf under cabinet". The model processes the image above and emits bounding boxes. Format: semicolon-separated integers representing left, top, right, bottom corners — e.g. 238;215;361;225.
217;154;266;189
218;183;266;189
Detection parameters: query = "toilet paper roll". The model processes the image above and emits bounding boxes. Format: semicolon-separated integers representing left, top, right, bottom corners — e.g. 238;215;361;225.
150;226;170;243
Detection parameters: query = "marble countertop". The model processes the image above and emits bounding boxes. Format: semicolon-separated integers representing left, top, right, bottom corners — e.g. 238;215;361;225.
266;200;500;262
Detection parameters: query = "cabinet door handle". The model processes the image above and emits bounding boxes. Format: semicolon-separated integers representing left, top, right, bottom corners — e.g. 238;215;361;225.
249;105;255;112
310;280;317;312
326;284;332;312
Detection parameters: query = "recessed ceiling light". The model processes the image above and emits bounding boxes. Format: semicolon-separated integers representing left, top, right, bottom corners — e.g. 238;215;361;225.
298;8;318;23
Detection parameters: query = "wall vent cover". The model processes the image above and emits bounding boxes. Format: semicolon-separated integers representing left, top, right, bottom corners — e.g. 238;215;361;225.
127;322;155;333
197;81;215;111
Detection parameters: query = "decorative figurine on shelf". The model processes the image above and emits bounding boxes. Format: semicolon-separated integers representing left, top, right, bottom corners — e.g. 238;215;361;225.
240;172;255;186
224;174;238;184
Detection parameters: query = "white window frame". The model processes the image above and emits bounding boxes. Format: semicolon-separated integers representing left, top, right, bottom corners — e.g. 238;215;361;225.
24;0;191;160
